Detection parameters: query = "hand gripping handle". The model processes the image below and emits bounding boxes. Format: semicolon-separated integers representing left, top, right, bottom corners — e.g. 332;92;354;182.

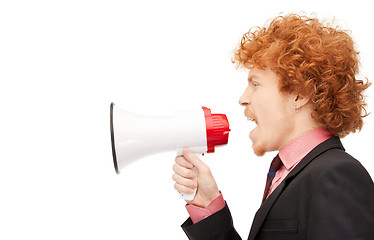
179;167;198;201
176;148;202;202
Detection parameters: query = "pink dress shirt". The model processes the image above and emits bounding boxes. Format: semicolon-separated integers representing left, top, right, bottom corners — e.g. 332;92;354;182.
185;192;225;224
186;128;333;224
266;127;333;199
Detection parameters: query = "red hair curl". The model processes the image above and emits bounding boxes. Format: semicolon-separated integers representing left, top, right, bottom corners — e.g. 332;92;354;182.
233;13;371;138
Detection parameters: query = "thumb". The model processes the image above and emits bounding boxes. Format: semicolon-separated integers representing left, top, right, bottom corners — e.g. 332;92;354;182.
182;148;208;172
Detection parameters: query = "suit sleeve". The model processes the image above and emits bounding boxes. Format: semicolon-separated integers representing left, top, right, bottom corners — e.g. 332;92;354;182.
307;158;374;240
181;202;242;240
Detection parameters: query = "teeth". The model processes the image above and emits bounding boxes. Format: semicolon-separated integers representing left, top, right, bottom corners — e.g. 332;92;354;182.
244;109;257;123
247;117;256;122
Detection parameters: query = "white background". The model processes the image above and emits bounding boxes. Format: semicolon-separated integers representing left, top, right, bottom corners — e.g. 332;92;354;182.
1;0;373;239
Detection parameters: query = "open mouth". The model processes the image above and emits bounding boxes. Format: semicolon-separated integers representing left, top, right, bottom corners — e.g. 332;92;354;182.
247;116;256;123
244;108;257;124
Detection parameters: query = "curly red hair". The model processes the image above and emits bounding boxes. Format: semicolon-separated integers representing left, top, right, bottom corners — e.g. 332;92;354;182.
233;13;371;138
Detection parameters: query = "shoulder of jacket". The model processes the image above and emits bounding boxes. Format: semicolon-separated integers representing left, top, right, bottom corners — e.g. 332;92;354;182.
311;148;372;183
313;148;360;168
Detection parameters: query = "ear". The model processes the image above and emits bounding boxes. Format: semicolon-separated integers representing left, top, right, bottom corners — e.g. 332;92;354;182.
294;94;310;109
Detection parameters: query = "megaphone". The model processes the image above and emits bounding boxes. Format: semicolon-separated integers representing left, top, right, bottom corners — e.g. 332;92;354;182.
110;102;230;200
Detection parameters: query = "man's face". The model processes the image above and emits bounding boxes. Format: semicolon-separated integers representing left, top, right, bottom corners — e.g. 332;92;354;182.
239;67;297;156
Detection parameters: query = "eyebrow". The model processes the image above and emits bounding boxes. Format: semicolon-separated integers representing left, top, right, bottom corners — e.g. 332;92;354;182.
247;74;259;82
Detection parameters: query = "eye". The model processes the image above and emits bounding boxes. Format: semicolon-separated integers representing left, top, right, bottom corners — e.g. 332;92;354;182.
252;81;260;87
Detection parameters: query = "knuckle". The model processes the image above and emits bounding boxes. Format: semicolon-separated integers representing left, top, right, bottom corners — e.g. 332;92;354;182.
185;161;193;169
188;171;196;179
186;169;195;179
174;183;183;192
172;163;180;173
172;173;177;182
185;188;195;194
176;157;192;169
175;156;183;163
181;168;188;177
189;180;198;188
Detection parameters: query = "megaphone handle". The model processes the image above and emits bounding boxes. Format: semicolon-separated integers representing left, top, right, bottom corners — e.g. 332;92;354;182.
180;167;198;201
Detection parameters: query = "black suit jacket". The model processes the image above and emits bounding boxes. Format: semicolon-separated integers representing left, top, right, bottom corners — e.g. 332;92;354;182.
181;137;374;239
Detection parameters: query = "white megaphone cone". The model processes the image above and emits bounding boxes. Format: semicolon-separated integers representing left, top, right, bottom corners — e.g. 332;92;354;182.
110;102;230;201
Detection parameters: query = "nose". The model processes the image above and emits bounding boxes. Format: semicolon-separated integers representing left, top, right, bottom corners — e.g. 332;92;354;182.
239;87;250;106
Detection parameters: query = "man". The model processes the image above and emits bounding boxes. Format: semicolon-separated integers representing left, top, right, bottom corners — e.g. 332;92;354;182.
172;14;374;239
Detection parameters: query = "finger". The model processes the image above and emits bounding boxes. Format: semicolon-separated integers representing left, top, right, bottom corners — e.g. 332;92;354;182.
182;148;209;173
175;155;194;169
174;182;195;195
173;163;196;179
172;173;198;189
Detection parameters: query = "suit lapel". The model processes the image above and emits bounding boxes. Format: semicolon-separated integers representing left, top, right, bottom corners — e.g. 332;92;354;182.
247;180;287;239
247;137;344;240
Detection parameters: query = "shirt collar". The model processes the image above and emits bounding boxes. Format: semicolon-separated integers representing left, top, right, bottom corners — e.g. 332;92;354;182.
278;128;334;170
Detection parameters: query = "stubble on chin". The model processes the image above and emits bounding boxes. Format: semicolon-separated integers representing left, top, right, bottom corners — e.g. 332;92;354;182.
252;143;266;157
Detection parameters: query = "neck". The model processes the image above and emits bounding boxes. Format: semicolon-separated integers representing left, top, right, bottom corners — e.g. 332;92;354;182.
280;104;322;150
